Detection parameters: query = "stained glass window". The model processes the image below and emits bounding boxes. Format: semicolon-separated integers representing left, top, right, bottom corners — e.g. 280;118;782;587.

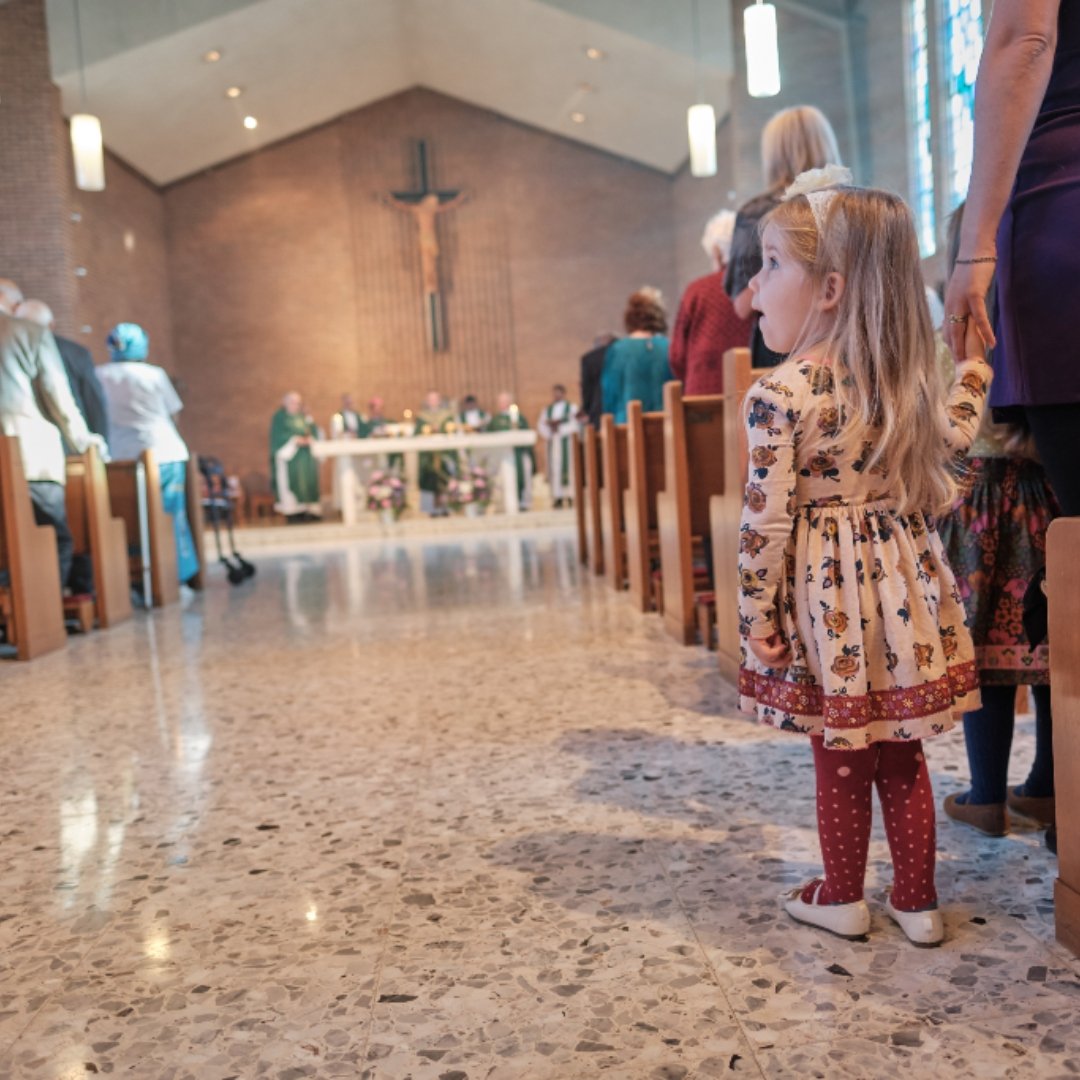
908;0;936;255
942;0;984;211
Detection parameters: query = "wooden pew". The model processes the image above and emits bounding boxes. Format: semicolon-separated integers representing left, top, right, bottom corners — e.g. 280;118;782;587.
0;435;66;659
623;402;665;612
655;382;727;645
582;424;604;576
709;349;755;682
107;449;179;608
65;444;133;629
1047;518;1080;959
186;454;207;591
599;415;630;591
571;432;588;566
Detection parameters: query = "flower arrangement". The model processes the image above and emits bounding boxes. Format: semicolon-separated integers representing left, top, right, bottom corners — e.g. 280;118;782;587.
445;465;492;512
366;470;406;518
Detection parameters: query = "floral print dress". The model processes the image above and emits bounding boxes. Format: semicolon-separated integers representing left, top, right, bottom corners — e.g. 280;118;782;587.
737;355;992;749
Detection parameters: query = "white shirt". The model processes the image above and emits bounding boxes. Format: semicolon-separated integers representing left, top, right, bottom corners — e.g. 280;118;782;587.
96;362;189;464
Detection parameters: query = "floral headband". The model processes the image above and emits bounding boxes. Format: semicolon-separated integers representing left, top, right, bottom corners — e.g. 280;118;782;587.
783;164;854;235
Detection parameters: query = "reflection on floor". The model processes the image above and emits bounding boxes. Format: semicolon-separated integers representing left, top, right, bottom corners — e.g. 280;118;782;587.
0;528;1073;1078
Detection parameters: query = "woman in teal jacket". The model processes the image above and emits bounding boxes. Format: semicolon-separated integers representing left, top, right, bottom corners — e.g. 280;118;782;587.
601;287;671;423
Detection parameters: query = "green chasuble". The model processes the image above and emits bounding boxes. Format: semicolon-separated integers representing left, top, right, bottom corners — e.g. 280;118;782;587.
415;408;457;494
270;408;321;514
489;410;535;499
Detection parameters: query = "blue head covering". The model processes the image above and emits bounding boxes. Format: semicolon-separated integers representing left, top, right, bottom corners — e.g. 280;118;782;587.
106;322;149;362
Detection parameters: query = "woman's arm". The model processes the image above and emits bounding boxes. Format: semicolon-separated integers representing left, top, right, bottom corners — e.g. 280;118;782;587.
944;0;1060;358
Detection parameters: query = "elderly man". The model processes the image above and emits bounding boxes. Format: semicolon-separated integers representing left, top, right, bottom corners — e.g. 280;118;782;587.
270;391;321;521
0;278;106;590
489;392;534;511
15;298;108;441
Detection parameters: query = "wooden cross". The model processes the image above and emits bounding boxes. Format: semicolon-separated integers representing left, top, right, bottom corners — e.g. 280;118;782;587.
383;140;467;352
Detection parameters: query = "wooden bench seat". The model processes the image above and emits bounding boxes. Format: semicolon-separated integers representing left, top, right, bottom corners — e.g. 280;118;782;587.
582;424;604;577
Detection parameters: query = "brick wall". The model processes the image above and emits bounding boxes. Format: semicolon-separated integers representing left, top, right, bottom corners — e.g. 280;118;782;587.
0;0;76;332
72;151;174;373
165;88;678;486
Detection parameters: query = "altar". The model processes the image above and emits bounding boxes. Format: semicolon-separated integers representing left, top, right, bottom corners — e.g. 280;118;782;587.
312;429;537;524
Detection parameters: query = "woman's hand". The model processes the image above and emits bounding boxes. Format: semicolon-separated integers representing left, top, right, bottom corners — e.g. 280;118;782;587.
943;261;997;361
748;631;792;668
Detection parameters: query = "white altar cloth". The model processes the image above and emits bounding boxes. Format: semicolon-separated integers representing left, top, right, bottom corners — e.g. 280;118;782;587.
312;430;537;524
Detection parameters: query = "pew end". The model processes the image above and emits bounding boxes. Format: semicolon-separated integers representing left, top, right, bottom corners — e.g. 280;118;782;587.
624;402;665;613
656;381;727;645
710;348;754;682
583;425;604;576
1047;518;1080;958
599;415;629;591
106;450;180;608
0;435;67;660
571;432;588;566
65;444;133;629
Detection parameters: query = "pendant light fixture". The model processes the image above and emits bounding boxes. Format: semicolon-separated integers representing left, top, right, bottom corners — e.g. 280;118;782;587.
686;0;717;178
744;0;781;99
70;0;105;191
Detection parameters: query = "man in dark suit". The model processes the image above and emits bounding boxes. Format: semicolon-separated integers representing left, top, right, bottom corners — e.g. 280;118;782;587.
579;332;615;430
15;299;109;440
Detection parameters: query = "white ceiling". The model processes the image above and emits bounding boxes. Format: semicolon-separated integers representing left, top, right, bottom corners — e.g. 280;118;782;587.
47;0;735;186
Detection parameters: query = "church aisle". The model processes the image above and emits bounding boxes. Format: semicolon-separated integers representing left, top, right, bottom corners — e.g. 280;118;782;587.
0;528;1074;1079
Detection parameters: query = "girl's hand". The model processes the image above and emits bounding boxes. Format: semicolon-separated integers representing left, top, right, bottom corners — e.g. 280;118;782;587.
748;631;792;667
943;261;997;361
964;313;988;361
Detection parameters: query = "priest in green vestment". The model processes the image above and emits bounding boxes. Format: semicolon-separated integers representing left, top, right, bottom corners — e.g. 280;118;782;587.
415;390;457;515
489;392;535;510
270;391;322;521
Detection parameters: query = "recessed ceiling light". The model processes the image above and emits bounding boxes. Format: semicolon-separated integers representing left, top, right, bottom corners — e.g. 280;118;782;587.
584;46;606;60
225;86;243;99
203;49;223;63
570;111;587;124
243;115;258;130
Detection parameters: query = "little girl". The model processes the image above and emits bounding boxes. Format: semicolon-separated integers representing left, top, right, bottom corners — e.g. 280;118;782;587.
737;168;992;947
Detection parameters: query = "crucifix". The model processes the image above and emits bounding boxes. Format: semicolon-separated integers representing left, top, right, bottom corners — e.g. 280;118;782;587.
383;140;468;352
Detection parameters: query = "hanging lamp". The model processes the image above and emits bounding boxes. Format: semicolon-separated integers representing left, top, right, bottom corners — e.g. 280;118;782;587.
70;0;105;191
686;0;717;177
744;0;781;98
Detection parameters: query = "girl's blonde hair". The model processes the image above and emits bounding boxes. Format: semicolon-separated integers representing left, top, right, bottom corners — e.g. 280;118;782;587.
761;105;842;191
765;187;956;515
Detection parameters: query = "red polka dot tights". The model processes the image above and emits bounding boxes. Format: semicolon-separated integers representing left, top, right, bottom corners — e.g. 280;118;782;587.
809;736;937;912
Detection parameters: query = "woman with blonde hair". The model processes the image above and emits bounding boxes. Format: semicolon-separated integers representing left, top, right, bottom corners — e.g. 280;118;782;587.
725;105;842;367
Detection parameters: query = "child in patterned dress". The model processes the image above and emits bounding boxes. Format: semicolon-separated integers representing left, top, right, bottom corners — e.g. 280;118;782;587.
737;168;993;946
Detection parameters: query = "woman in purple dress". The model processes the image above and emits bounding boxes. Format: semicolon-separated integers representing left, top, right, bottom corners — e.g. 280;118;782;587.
945;0;1078;854
946;1;1080;510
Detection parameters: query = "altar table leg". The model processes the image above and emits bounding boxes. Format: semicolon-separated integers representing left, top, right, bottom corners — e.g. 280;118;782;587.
339;461;357;526
500;453;518;515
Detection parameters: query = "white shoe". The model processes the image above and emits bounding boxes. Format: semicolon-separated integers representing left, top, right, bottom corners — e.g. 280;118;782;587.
884;892;944;947
781;880;871;940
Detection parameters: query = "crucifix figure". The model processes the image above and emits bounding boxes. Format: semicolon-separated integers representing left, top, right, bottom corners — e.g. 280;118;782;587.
383;140;468;351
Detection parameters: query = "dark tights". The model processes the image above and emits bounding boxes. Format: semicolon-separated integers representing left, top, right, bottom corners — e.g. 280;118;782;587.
963;684;1054;804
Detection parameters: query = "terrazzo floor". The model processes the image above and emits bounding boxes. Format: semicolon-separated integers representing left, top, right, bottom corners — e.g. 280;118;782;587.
0;527;1075;1079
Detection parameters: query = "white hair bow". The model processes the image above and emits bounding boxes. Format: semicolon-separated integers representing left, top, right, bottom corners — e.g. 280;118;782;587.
783;164;853;235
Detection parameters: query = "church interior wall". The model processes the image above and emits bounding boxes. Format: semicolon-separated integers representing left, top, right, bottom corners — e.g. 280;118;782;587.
163;87;678;489
72;150;175;373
